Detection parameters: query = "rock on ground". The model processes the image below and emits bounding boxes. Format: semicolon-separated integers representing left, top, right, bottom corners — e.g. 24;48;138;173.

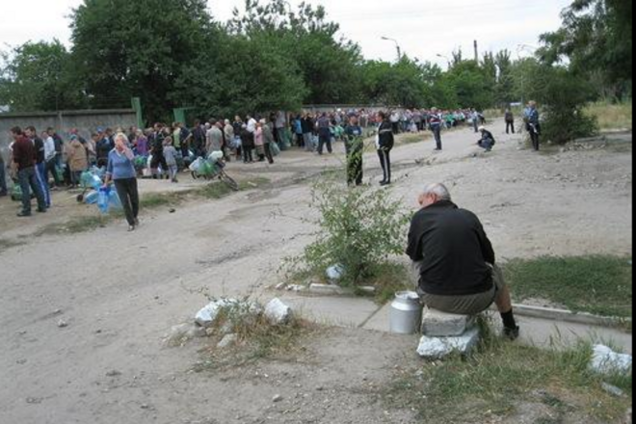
590;345;632;375
264;298;293;325
417;328;480;359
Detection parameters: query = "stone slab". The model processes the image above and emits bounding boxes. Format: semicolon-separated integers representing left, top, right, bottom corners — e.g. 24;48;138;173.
421;307;476;337
417;328;481;359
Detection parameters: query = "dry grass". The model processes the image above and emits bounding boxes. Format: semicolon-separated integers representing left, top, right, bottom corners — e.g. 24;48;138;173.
385;319;633;423
192;311;318;372
585;102;633;131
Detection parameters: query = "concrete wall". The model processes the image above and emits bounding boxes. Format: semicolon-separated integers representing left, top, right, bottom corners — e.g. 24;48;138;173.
301;104;403;115
0;109;137;159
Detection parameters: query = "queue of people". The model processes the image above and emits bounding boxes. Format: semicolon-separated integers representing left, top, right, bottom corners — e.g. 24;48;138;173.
1;102;541;226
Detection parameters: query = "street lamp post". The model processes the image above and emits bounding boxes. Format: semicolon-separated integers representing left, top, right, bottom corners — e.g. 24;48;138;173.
436;53;451;69
381;36;402;62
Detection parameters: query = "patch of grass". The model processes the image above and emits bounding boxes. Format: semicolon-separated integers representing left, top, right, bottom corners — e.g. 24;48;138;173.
585;101;633;131
396;133;428;145
192;312;317;372
386;325;632;423
0;238;26;253
361;262;413;304
140;191;191;208
502;256;633;318
34;214;119;236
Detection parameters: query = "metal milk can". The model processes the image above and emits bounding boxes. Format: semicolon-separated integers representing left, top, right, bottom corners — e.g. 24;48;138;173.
389;291;423;334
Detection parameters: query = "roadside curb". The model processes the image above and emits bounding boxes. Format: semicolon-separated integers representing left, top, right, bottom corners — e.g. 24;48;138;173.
508;304;632;328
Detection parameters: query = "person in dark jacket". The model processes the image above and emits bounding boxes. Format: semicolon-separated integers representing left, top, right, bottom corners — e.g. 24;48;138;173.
406;183;519;340
10;126;47;217
316;113;333;155
376;111;394;186
301;113;315;152
428;107;443;151
149;123;168;179
477;126;496;152
504;108;515;134
239;124;255;164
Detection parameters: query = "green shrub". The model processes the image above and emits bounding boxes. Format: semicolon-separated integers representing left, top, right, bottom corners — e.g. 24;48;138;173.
296;181;411;287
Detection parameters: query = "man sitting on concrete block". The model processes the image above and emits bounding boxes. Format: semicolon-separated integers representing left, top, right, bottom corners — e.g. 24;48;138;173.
406;183;520;340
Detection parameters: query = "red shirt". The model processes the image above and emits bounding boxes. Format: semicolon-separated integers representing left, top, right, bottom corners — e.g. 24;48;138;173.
12;135;36;171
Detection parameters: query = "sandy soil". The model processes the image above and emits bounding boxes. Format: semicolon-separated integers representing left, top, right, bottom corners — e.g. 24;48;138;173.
0;120;632;423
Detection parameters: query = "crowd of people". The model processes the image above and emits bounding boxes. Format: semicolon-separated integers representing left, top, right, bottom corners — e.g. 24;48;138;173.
0;102;541;226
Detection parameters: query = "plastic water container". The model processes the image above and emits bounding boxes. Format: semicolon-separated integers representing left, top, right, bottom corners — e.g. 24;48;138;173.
390;291;423;335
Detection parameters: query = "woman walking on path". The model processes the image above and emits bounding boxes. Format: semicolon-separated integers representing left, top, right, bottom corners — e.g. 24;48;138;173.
376;112;394;186
104;133;140;232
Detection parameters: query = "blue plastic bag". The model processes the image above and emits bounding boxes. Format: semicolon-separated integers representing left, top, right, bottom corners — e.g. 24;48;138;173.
98;187;110;214
84;190;99;205
108;189;122;210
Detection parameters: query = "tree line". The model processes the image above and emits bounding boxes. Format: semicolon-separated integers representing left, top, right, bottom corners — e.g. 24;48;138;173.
0;0;631;136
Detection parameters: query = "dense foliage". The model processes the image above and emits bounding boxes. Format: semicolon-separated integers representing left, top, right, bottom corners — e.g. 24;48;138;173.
0;0;631;129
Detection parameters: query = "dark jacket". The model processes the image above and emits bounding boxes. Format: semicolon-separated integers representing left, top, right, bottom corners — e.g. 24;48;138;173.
13;135;37;171
479;130;496;146
505;111;514;122
32;137;45;164
240;129;255;149
301;117;314;134
377;121;394;151
406;200;495;296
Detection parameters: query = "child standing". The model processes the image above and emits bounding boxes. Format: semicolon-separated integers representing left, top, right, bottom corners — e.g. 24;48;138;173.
163;137;179;183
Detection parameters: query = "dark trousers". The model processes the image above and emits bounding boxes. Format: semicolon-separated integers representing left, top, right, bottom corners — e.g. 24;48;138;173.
114;178;139;226
18;167;46;214
506;121;515;134
150;154;169;178
45;158;61;187
431;125;442;149
377;149;391;183
528;124;541;151
346;144;363;186
391;122;399;134
0;158;7;194
243;147;254;163
296;133;304;147
264;143;274;164
318;134;332;155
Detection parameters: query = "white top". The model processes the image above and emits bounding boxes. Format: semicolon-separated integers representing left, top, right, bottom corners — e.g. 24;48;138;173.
44;136;56;161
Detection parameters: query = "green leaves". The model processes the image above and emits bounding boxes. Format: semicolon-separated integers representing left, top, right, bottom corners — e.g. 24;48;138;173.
301;181;411;287
0;40;87;111
539;0;632;99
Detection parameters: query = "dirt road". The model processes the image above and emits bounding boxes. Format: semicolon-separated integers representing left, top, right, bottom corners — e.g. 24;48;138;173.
0;121;632;423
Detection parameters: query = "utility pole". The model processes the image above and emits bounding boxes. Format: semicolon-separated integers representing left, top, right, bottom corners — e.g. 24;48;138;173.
474;40;479;63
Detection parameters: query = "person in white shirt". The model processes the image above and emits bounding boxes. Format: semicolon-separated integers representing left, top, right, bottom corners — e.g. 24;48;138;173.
246;115;258;133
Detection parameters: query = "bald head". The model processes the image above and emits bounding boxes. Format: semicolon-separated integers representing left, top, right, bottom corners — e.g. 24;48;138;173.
418;183;452;208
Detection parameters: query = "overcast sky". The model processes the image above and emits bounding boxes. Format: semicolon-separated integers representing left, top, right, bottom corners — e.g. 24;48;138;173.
0;0;571;67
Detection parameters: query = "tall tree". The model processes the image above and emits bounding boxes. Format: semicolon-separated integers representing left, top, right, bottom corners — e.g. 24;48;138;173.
70;0;215;122
539;0;632;98
0;40;86;112
229;0;363;105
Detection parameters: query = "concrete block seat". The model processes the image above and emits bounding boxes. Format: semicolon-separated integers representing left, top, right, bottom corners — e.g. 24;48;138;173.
417;307;481;359
421;307;477;337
